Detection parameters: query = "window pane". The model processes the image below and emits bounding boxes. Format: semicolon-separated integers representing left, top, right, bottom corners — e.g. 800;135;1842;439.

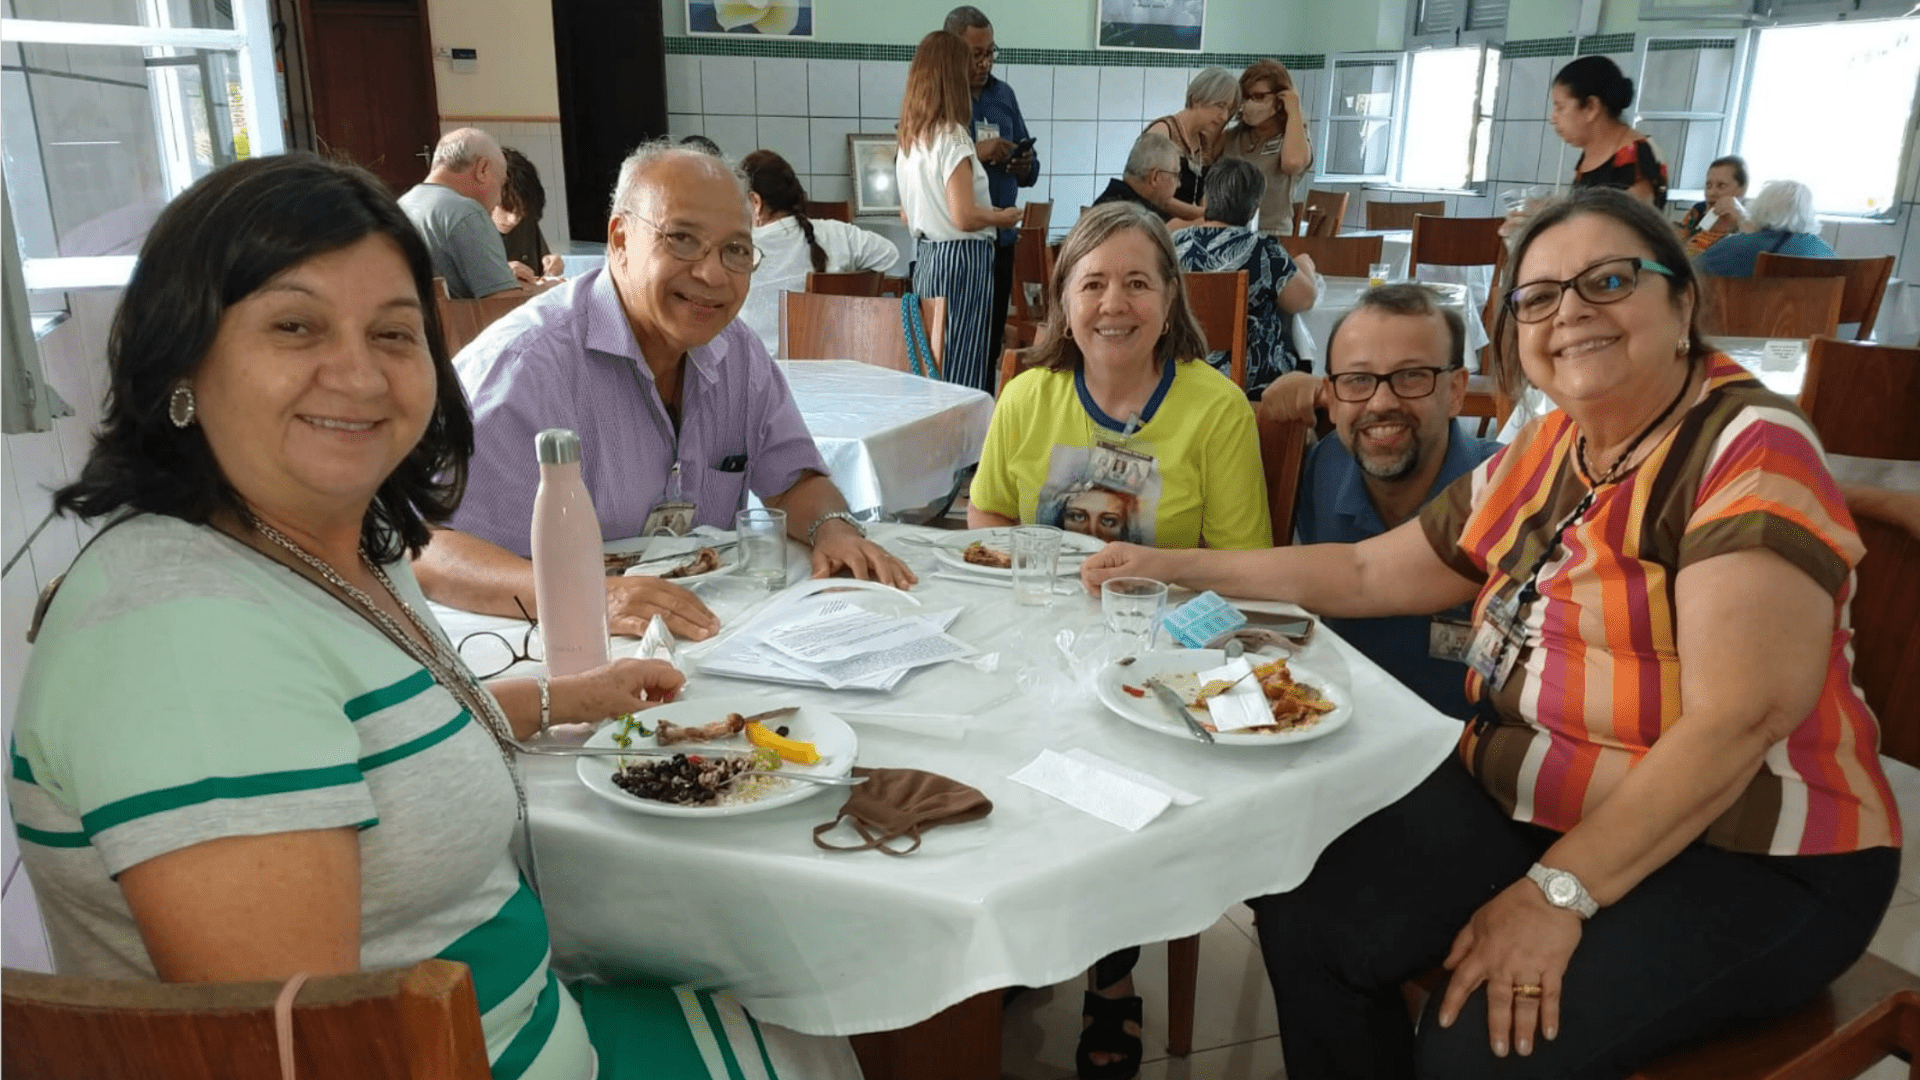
1;0;234;32
1331;62;1397;118
1327;119;1391;175
1400;48;1483;190
1640;44;1734;114
1740;19;1920;215
2;43;246;259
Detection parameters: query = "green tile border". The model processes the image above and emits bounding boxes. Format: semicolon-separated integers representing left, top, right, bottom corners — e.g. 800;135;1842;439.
666;36;1325;71
1503;36;1577;59
1646;38;1736;51
1577;33;1637;55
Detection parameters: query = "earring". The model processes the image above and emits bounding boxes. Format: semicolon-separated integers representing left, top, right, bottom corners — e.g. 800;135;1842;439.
1676;336;1689;354
168;384;196;428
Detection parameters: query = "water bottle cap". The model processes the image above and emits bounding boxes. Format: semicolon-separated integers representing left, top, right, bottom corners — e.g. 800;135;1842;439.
535;428;582;465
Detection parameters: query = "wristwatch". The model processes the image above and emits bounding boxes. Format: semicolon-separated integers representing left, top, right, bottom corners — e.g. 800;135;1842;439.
806;510;865;547
1526;862;1598;918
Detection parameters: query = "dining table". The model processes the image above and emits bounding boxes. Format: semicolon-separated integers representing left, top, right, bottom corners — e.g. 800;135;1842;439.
429;525;1463;1078
780;360;996;521
1294;276;1491;369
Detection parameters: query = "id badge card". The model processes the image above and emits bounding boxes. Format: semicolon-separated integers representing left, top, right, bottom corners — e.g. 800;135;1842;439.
643;462;695;536
1089;436;1155;496
1464;622;1521;690
1428;616;1473;662
975;120;1000;142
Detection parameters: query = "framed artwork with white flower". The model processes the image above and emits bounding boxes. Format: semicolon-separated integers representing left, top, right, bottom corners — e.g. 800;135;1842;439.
848;135;901;217
687;0;812;38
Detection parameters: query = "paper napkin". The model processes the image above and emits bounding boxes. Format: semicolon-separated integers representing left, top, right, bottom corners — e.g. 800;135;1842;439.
1062;749;1201;806
1195;658;1270;732
1010;749;1175;831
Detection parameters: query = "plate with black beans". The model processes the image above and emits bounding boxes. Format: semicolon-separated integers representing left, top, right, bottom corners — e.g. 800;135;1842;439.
575;698;858;819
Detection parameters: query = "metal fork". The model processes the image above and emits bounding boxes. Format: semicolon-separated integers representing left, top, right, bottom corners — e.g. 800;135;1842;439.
515;742;866;786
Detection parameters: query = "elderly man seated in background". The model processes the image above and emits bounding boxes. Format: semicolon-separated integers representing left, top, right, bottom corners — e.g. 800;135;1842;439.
1172;156;1318;394
398;127;523;299
1693;179;1834;278
1093;132;1181;223
1257;284;1499;716
414;142;915;642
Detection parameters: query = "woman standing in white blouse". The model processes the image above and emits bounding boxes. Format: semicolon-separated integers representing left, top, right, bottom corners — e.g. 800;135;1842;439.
738;149;901;356
895;29;1023;394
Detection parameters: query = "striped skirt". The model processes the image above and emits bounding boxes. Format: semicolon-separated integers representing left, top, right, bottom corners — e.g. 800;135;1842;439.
912;237;996;394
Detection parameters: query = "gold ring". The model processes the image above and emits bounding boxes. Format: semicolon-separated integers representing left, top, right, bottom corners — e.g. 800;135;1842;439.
1512;984;1544;999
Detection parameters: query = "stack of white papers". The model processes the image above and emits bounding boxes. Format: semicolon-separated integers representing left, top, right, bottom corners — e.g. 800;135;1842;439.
698;598;974;690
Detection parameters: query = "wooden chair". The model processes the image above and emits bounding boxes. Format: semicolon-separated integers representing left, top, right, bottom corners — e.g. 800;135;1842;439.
1280;234;1384;279
877;274;912;297
1290;189;1349;238
1408;215;1505;272
1460;373;1513;440
805;270;884;296
1846;488;1920;769
1006;205;1058;349
1700;276;1844;339
1755;253;1896;341
1183;270;1250;387
1797;336;1920;462
1365;200;1445;231
996;346;1030;398
431;277;533;358
779;291;947;376
2;960;491;1079
803;199;852;223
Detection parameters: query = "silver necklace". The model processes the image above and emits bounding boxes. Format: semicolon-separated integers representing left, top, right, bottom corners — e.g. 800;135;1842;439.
247;517;527;817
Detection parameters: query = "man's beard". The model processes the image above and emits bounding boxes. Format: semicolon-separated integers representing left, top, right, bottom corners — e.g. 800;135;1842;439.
1343;409;1423;482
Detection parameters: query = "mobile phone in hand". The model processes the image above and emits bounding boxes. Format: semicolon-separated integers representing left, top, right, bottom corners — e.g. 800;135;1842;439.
1010;136;1036;158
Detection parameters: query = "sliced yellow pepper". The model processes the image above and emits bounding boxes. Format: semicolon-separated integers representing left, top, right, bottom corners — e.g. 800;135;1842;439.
745;721;820;764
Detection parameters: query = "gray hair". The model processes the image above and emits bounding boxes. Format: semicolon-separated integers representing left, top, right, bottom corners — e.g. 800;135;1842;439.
942;5;990;33
1201;156;1264;227
1124;131;1179;181
1186;66;1240;110
609;139;748;219
431;127;501;173
1745;179;1818;235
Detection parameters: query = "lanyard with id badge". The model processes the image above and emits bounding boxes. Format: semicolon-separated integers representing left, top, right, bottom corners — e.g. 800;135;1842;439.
1464;489;1596;696
1088;413;1155;497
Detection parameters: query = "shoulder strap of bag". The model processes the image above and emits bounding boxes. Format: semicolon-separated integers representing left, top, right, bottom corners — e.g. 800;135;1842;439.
900;294;938;380
26;513;135;644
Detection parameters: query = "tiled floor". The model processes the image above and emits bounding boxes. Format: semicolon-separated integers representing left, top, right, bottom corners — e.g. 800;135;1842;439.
1000;756;1920;1080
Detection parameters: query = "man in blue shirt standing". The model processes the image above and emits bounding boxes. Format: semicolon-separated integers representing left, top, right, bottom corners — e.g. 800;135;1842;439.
945;6;1040;373
1258;284;1500;718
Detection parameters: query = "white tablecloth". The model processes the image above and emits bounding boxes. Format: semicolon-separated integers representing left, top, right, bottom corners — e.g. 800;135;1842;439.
1874;279;1918;348
436;525;1461;1037
781;361;995;520
1295;277;1491;369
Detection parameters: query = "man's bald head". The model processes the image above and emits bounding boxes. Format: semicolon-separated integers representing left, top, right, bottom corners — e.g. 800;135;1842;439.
609;141;748;222
426;127;507;211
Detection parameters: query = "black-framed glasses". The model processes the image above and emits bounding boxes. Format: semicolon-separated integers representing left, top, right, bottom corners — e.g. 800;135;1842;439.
1506;257;1675;324
457;597;542;679
629;213;762;274
1328;365;1460;403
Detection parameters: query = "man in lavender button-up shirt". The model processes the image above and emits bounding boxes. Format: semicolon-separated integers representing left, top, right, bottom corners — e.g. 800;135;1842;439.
416;144;915;642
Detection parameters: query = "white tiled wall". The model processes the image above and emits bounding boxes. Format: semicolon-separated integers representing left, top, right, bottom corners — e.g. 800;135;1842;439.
439;119;575;250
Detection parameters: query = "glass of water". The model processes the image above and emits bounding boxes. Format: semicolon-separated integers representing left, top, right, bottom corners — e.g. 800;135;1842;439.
1101;577;1168;655
1368;262;1392;288
735;508;788;589
1010;525;1063;606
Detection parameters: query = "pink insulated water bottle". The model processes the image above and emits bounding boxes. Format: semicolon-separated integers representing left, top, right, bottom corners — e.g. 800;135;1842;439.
531;428;609;677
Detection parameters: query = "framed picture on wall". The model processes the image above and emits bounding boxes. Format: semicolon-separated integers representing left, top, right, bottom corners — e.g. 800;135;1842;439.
687;0;813;38
848;134;901;217
1096;0;1204;53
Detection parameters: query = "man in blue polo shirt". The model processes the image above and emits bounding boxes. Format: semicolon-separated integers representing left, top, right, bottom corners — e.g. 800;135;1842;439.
1258;284;1500;718
945;5;1039;370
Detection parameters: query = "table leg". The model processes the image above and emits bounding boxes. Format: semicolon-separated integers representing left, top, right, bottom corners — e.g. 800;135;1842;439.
849;989;1002;1080
1166;933;1199;1057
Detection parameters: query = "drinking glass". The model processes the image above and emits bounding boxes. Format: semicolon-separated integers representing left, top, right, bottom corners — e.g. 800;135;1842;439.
735;508;788;589
1102;577;1168;655
1368;262;1392;288
1010;525;1063;606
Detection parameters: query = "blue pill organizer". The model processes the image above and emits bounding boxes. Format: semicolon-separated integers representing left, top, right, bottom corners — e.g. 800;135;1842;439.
1161;591;1247;649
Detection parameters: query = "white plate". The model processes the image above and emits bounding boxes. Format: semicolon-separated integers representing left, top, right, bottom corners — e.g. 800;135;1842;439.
929;528;1105;578
575;698;857;818
1094;649;1354;747
602;538;739;584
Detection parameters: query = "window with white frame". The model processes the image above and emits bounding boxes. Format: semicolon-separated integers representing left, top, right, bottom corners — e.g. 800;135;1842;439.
1398;44;1501;190
1735;18;1920;217
1319;56;1404;181
1634;36;1745;196
1;0;284;291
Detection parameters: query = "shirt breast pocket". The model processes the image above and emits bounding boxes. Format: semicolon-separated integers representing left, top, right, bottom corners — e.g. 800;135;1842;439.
700;460;750;517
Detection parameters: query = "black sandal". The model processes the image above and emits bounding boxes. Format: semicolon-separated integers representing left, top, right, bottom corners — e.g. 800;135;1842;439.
1075;989;1144;1080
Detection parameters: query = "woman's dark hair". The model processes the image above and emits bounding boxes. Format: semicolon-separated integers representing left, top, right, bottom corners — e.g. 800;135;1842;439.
1489;185;1708;399
739;150;826;274
53;152;472;563
499;146;546;223
1554;56;1635;120
1025;202;1209;374
1709;154;1748;189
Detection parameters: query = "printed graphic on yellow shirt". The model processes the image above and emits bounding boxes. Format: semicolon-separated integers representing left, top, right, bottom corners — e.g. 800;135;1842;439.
1036;445;1160;545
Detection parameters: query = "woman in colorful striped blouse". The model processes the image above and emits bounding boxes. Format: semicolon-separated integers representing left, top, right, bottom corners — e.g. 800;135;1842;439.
1082;185;1899;1079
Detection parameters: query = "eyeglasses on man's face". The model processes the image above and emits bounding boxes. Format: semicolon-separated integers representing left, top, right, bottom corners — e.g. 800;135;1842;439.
629;214;761;274
457;597;541;679
1506;256;1675;324
1328;365;1459;403
971;45;998;64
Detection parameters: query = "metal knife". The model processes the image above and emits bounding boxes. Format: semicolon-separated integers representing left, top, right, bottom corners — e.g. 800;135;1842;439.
515;707;801;758
1146;679;1215;744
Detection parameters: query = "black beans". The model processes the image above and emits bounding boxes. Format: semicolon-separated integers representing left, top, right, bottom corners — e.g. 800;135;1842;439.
611;753;753;805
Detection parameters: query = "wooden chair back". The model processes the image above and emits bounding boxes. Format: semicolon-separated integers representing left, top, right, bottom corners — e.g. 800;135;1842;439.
997;347;1030;398
1365;200;1445;231
1409;215;1505;269
805;270;883;297
432;277;532;358
1459;374;1513;440
1280;234;1384;279
1699;276;1843;339
780;291;947;375
1797;336;1920;461
1291;189;1349;238
877;274;911;297
1754;252;1895;341
1010;223;1057;324
1021;200;1052;234
2;960;491;1080
803;200;852;223
1257;414;1311;544
1846;491;1920;769
1183;270;1250;387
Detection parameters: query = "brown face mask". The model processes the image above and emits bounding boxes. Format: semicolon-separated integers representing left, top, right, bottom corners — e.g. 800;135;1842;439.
812;767;993;856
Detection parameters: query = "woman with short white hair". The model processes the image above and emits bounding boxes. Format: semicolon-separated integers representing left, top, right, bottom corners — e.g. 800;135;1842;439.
1693;179;1835;278
1142;66;1240;222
